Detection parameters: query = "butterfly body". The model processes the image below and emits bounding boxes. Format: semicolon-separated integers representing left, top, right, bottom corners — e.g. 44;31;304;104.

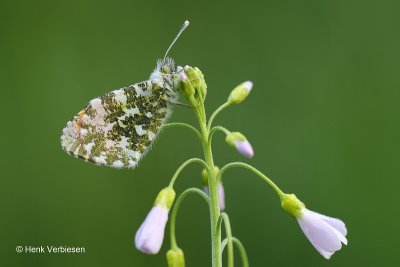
61;58;180;168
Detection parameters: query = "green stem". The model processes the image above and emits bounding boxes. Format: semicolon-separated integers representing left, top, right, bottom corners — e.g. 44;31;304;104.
207;102;231;131
168;158;208;188
169;188;210;249
217;213;234;267
221;237;249;267
163;122;202;140
220;162;285;199
209;125;231;151
189;95;222;267
209;126;231;140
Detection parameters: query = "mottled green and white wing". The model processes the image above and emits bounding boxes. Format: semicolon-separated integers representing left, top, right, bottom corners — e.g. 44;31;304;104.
61;81;170;168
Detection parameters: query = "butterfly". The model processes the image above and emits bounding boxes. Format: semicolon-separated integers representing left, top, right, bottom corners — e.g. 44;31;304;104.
61;21;189;168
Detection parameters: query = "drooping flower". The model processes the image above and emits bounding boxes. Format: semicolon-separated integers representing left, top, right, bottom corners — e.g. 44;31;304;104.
225;132;254;158
135;187;176;254
281;194;348;259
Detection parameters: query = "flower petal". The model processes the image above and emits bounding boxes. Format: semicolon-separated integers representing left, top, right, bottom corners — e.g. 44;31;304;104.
330;226;348;246
307;210;348;245
299;209;342;253
312;211;347;236
298;217;335;259
234;140;254;158
135;205;168;254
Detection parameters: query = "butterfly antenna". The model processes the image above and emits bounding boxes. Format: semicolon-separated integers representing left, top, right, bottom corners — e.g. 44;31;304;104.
163;20;190;60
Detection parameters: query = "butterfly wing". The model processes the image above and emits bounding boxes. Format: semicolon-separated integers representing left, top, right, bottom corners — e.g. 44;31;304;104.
61;81;171;168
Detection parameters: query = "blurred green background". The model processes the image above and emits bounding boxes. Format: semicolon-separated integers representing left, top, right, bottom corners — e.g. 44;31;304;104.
1;0;399;266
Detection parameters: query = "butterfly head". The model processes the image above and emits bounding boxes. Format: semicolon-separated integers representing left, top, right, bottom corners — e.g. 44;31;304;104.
149;58;177;84
158;58;175;75
148;20;189;84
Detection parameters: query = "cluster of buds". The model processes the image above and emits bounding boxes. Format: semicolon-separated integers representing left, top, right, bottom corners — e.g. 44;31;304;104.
177;65;207;102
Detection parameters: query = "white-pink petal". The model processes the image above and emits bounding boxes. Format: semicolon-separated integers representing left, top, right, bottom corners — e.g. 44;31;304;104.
243;81;253;91
234;140;254;158
314;211;348;236
135;205;169;254
297;208;347;259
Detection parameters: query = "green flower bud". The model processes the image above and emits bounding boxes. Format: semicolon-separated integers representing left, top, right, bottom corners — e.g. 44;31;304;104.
185;66;200;89
228;81;253;104
166;248;185;267
194;67;207;97
154;187;176;209
183;65;207;99
201;166;220;185
281;193;305;218
178;71;195;97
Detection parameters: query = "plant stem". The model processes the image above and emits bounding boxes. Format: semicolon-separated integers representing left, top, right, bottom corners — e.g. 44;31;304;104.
220;162;285;199
163;122;202;139
207;102;231;131
222;237;249;267
168;158;208;188
217;213;234;267
190;96;222;267
169;188;210;249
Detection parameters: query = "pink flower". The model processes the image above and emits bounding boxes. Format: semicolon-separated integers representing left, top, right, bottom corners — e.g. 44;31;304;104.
297;209;348;259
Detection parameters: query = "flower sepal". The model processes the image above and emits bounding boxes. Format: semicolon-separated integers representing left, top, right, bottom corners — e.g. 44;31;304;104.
281;193;305;218
166;248;185;267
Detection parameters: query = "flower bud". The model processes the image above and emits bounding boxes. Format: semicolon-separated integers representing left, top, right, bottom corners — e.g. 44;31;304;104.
225;132;254;158
166;248;185;267
194;67;207;97
228;81;253;104
179;71;195;97
182;65;207;99
135;188;176;254
202;167;225;211
201;166;220;185
185;66;201;89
